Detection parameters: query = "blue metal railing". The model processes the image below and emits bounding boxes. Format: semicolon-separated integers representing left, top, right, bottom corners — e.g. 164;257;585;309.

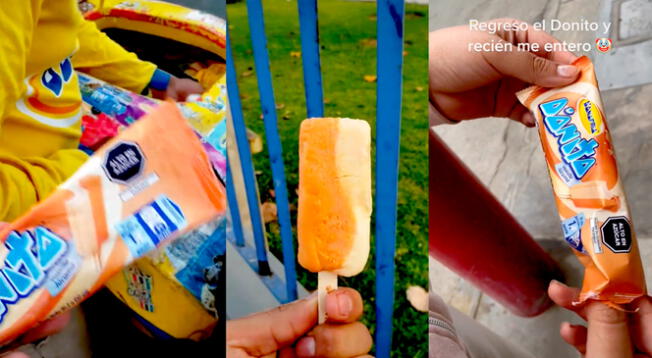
297;0;324;118
227;1;404;356
374;0;405;356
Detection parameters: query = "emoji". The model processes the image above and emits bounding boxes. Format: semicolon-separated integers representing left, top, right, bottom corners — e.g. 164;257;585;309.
596;38;612;53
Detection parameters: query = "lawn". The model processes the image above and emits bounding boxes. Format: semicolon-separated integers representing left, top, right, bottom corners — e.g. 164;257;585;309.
228;0;428;356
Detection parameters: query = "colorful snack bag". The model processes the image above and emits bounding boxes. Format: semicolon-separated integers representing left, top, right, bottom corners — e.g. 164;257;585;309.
0;102;225;344
517;56;646;306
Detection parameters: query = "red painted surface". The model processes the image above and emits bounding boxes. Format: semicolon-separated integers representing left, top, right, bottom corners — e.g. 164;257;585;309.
429;130;563;317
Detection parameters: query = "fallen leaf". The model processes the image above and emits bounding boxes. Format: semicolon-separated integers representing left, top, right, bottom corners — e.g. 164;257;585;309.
403;51;408;56
261;202;278;223
276;103;285;110
368;14;377;21
415;86;424;92
406;286;428;312
363;75;377;83
360;38;377;48
290;51;301;58
324;98;331;104
241;70;253;77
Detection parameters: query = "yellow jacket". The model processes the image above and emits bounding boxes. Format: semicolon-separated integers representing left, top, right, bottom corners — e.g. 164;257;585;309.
0;0;156;220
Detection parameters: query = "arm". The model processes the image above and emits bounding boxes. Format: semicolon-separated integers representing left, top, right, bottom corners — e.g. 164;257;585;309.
71;10;156;93
72;12;204;100
0;1;88;221
0;150;88;221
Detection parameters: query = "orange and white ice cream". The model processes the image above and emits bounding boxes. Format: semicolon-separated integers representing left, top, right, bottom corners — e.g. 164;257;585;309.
517;56;646;306
297;118;372;277
0;102;225;344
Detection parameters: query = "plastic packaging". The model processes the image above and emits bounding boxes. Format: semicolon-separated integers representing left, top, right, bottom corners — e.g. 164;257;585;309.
517;56;646;306
0;102;225;343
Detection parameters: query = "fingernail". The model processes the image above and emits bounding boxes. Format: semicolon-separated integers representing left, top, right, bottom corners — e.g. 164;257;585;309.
557;65;578;77
295;336;316;357
337;292;353;316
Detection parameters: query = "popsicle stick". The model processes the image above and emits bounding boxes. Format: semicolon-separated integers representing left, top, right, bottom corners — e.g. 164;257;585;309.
318;271;338;324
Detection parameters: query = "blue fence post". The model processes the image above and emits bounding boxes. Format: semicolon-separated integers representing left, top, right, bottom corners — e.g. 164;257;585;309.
226;157;246;247
245;0;298;302
297;0;324;118
226;31;271;275
374;0;405;356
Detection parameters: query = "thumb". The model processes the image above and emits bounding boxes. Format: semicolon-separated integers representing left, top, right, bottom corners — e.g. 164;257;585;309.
482;40;579;87
227;294;318;356
585;302;633;358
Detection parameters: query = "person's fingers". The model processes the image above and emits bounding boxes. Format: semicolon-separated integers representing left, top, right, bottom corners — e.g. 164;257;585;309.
481;40;579;88
18;312;71;344
279;346;297;358
488;18;578;64
505;102;535;127
560;322;587;354
585;302;633;358
630;296;652;354
295;322;372;358
548;280;587;320
226;294;318;356
171;78;204;102
325;288;364;323
0;352;29;358
520;112;536;127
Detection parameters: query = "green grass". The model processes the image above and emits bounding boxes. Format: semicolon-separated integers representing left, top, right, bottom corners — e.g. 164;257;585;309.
228;1;428;356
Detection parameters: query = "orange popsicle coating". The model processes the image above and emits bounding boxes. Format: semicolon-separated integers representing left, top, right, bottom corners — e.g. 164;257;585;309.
297;118;372;277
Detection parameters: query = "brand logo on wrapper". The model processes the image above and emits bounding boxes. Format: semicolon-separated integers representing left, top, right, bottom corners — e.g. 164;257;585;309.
540;98;599;182
578;99;604;136
0;228;70;322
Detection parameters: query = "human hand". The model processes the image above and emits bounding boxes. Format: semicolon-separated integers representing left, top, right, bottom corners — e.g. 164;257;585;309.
226;288;373;358
429;18;579;126
548;280;652;358
151;76;204;102
1;313;71;358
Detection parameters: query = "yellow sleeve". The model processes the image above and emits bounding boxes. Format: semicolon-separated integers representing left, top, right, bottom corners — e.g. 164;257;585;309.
0;0;39;121
0;149;88;221
72;11;157;93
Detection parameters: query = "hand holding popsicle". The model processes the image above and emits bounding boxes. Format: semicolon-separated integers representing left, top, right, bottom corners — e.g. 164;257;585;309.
226;288;372;358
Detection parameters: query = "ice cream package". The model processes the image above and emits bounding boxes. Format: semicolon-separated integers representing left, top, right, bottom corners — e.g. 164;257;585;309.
517;56;646;306
0;102;225;344
78;72;227;181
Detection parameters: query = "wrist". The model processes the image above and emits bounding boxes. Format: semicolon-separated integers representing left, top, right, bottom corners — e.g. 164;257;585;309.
148;68;172;91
